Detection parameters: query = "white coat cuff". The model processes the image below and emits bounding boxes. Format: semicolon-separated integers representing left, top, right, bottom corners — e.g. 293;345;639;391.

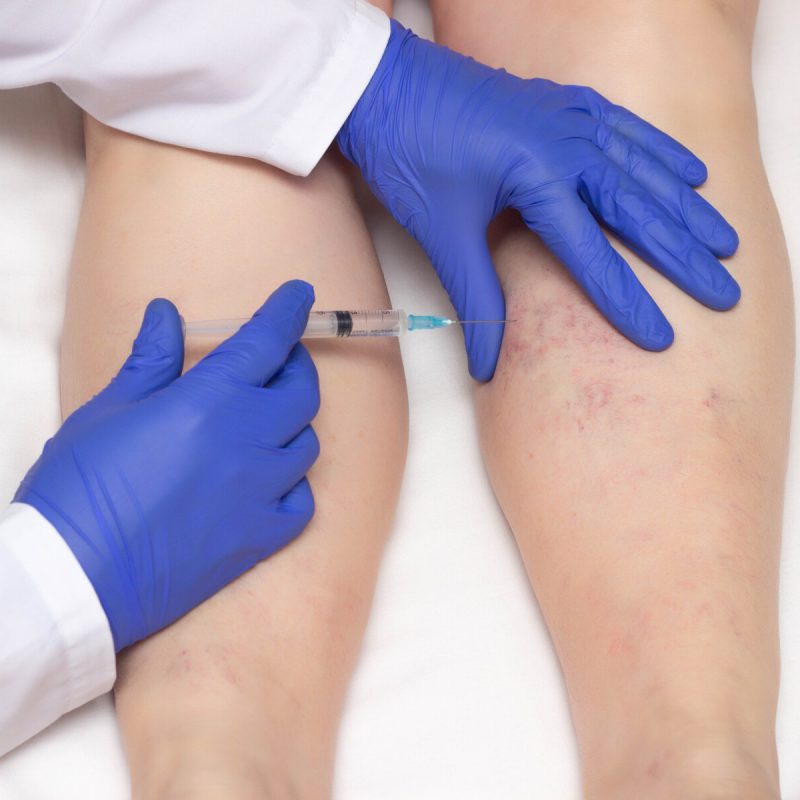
265;1;390;176
0;503;115;754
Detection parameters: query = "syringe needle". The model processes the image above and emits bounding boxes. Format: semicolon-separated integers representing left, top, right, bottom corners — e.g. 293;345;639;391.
453;319;516;324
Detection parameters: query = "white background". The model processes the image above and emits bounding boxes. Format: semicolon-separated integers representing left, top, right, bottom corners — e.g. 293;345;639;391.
0;0;797;796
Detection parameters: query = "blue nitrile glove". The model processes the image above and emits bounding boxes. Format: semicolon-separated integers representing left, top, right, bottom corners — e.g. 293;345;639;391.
14;281;320;651
338;21;740;381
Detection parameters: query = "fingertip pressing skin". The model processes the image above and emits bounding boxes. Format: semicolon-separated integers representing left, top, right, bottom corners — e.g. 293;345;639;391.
338;21;741;377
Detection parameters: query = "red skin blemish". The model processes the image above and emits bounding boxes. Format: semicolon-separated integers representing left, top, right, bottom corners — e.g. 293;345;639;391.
582;380;614;418
695;601;712;619
606;634;636;658
703;387;721;408
646;758;662;779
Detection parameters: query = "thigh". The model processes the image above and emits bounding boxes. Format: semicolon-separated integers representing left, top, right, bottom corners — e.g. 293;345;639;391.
432;0;793;794
62;117;407;797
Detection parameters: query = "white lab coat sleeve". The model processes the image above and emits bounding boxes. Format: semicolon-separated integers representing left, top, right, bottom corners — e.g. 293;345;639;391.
0;0;390;176
0;503;115;757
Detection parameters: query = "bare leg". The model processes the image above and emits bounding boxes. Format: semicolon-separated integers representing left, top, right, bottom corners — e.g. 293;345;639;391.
61;106;406;798
431;1;793;797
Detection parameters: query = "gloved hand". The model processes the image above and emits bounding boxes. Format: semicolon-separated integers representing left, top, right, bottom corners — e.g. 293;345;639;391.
338;21;740;381
15;281;320;651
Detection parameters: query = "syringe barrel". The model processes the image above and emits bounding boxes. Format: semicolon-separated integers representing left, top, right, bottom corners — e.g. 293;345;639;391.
182;309;410;339
303;310;407;337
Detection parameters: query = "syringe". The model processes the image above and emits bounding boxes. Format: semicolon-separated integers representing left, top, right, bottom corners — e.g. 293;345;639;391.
182;309;508;339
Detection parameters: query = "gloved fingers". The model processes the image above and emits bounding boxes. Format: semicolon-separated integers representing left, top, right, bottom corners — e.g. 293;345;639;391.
284;425;321;467
259;426;320;499
265;342;319;395
191;280;314;387
523;193;674;350
580;165;740;311
248;477;315;558
581;87;708;186
431;234;506;381
593;132;739;258
104;298;184;404
257;344;321;446
276;476;315;523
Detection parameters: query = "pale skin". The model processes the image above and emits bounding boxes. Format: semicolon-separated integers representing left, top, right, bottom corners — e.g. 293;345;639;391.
61;7;406;790
431;0;794;796
59;0;793;798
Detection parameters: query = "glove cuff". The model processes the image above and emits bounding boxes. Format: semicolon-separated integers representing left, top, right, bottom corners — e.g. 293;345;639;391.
336;19;415;168
14;474;146;652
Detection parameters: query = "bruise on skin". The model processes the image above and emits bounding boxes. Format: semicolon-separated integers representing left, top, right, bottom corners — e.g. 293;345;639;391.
496;285;654;423
493;275;746;445
499;280;741;435
507;295;616;360
499;289;623;374
497;291;647;432
497;280;749;441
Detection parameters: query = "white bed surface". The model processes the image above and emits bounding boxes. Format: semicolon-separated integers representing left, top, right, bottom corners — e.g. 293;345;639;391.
0;1;798;797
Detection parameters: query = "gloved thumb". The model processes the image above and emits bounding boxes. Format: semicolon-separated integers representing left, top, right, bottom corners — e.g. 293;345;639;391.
432;234;506;382
191;280;314;387
105;298;185;402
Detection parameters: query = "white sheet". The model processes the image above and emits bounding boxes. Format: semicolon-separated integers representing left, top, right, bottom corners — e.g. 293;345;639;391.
0;1;797;796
